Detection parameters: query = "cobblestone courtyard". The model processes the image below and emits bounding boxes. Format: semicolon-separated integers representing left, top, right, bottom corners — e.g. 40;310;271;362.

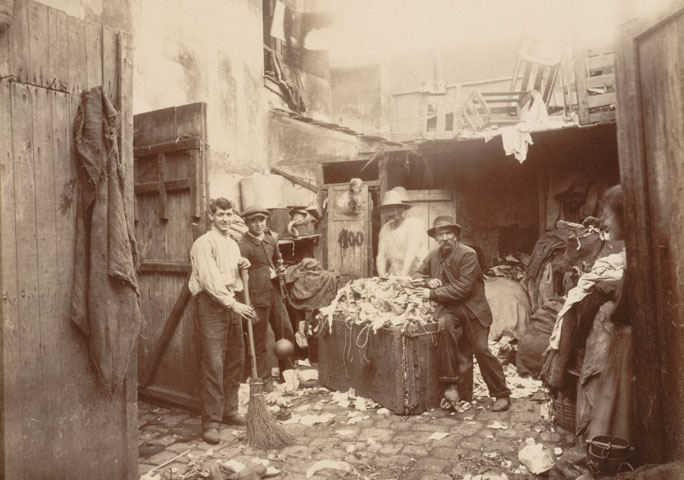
138;366;574;480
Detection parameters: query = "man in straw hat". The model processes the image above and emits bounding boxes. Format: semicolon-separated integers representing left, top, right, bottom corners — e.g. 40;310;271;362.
239;205;296;393
375;189;428;277
189;198;257;444
413;216;511;412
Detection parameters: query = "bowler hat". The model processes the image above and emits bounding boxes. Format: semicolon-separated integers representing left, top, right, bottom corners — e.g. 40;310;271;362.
241;205;270;219
376;190;411;211
427;215;462;237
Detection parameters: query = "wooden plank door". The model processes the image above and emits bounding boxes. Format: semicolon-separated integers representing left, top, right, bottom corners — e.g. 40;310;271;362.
615;5;684;464
134;103;208;409
326;183;372;283
404;189;455;251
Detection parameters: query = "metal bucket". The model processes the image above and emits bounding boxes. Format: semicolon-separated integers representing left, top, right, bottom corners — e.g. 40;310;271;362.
586;435;634;476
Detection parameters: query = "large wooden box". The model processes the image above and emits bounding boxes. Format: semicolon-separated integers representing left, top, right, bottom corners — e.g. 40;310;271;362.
318;317;441;415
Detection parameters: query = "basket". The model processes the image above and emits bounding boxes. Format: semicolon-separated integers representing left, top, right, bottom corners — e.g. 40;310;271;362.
553;393;577;432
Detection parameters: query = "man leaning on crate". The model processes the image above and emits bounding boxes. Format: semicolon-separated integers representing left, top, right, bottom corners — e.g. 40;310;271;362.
412;216;511;412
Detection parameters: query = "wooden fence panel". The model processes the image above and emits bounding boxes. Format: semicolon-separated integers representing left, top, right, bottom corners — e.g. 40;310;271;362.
0;2;137;477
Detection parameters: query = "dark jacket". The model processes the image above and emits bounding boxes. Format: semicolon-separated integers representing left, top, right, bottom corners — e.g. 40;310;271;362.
238;231;280;307
416;242;493;328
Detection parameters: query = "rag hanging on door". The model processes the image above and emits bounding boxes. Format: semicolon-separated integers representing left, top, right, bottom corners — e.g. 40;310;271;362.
70;86;143;394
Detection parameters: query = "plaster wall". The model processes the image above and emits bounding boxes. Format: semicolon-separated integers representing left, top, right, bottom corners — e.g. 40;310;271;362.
131;0;269;205
331;63;391;135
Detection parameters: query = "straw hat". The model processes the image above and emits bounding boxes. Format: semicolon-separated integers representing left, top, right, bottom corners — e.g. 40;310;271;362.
427;215;462;237
390;186;409;202
376;190;411;211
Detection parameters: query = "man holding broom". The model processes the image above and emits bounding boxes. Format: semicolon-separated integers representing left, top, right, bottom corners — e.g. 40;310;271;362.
189;198;257;444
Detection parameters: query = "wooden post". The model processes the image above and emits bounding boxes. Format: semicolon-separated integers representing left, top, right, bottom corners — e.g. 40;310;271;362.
573;47;591;125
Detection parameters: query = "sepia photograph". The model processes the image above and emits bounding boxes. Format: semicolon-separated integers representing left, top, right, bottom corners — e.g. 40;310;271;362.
0;0;682;478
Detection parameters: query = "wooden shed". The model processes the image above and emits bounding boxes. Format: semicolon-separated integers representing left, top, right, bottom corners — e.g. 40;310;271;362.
0;1;137;478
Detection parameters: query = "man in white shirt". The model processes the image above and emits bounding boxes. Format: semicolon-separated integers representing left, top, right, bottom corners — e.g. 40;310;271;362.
376;189;428;277
189;197;257;444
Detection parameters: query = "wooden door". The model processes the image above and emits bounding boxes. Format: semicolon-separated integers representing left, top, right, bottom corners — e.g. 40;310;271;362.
1;2;137;478
615;4;684;464
326;183;372;282
134;103;208;409
404;189;455;251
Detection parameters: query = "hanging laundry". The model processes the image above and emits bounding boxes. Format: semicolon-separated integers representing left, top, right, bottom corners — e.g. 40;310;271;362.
501;124;534;163
270;0;286;41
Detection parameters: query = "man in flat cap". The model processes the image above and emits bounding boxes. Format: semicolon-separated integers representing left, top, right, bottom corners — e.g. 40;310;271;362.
376;189;428;277
238;205;296;392
414;216;510;412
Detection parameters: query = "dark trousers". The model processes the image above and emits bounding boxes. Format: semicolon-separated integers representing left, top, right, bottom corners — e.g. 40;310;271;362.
437;306;510;399
195;292;244;429
253;286;295;380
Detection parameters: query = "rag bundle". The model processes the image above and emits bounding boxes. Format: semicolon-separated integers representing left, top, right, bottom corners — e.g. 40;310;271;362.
70;86;143;394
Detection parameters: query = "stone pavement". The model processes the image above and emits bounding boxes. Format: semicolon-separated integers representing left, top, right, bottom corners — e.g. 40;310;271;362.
138;369;575;480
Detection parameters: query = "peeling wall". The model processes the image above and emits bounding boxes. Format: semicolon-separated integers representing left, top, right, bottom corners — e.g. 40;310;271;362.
266;112;368;207
268;113;366;168
331;63;391;135
132;0;268;205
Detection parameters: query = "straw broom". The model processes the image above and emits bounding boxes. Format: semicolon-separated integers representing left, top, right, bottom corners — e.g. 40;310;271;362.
241;269;292;449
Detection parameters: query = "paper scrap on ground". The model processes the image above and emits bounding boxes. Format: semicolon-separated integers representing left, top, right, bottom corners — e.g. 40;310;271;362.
306;460;351;478
299;413;335;426
336;429;355;436
518;441;555;474
354;396;368;411
487;420;509;430
376;408;390;415
222;460;246;472
298;369;318;382
429;432;450;440
346;415;369;425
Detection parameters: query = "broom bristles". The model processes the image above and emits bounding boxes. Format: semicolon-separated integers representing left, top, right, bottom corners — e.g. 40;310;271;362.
246;378;293;450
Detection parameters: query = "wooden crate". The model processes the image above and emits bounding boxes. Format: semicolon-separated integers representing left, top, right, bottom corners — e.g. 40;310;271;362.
318;316;442;415
574;45;616;125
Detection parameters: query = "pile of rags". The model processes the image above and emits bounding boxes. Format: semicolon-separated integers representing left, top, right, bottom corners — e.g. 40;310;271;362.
283;258;339;312
486;253;529;281
318;276;436;333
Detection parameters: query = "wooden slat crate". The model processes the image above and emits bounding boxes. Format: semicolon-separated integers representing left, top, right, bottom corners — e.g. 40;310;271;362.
573;45;617;125
318;316;442;415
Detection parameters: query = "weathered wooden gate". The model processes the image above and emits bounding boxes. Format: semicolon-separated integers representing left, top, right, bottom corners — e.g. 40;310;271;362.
404;189;455;251
134;103;208;409
615;5;684;464
1;1;137;478
325;183;372;282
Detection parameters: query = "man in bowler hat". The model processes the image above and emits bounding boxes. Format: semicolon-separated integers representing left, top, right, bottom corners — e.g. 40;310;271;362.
413;216;511;412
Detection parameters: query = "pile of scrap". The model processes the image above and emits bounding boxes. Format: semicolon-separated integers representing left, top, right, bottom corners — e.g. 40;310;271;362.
486;253;529;281
318;276;436;333
516;220;617;378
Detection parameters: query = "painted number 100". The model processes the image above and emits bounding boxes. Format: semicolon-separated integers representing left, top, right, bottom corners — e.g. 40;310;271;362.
338;229;364;249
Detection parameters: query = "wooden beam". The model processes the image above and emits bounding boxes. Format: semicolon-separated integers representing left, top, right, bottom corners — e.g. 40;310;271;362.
271;166;319;193
134;178;191;194
573;48;591;125
139;261;192;274
140;284;193;388
133;137;201;158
